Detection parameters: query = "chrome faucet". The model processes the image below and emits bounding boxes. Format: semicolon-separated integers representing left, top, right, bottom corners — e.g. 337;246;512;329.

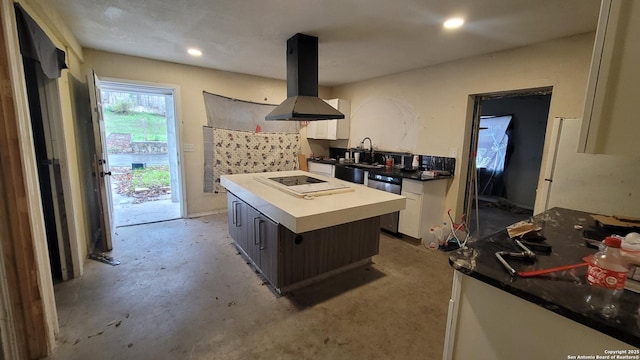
361;137;373;162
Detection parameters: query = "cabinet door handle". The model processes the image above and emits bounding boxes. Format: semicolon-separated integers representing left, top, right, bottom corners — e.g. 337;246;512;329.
258;220;265;250
253;217;261;245
232;201;238;226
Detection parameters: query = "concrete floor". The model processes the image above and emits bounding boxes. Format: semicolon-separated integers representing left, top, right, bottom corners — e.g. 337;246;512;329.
46;214;454;360
469;199;533;239
112;195;181;227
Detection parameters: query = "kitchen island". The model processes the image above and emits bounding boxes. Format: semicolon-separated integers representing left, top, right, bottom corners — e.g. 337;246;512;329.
444;207;640;359
221;170;406;293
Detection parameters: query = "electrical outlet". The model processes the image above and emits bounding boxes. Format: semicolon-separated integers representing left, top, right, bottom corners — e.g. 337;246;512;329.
449;147;458;158
183;144;195;152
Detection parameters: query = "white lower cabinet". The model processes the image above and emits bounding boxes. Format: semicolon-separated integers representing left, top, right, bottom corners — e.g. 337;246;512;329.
444;273;629;360
308;162;334;178
398;179;447;240
399;191;421;238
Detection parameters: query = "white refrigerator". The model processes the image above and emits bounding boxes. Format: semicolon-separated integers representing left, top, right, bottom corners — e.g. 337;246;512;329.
539;117;640;217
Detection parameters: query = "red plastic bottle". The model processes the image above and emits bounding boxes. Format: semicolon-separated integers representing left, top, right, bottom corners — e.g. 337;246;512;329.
585;237;628;319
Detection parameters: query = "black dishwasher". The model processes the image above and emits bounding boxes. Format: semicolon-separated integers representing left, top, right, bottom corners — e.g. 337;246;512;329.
334;165;365;184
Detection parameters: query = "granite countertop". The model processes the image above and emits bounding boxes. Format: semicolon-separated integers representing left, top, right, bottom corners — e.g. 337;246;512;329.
367;166;453;182
309;159;452;182
449;207;640;347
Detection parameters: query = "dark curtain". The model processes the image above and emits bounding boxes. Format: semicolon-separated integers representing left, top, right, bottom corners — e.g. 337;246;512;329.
14;3;67;79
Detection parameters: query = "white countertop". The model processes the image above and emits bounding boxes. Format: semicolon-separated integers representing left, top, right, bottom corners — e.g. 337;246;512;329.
221;170;406;233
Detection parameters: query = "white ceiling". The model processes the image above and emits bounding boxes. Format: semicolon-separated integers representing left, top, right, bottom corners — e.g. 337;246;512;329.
48;0;602;86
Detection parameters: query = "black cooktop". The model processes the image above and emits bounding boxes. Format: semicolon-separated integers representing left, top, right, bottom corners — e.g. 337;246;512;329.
269;175;326;187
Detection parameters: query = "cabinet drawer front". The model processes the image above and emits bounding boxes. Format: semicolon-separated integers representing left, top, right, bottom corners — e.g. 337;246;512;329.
308;162;334;177
402;178;424;194
399;195;422;238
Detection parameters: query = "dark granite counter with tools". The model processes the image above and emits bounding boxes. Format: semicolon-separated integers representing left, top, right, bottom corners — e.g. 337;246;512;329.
443;207;640;359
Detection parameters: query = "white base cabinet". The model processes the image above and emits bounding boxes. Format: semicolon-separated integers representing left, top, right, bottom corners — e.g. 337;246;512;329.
306;99;350;140
308;162;334;178
443;272;630;360
398;179;447;240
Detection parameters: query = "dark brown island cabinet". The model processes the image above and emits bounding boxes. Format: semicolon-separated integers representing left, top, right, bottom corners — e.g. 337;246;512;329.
222;170;405;294
227;191;380;293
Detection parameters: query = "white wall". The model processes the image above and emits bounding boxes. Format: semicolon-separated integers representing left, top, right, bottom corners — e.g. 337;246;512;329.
333;33;596;220
86;33;597;222
83;50;331;217
64;30;611;230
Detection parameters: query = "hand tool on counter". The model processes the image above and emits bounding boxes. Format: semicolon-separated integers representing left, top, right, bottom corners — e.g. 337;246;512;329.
517;256;593;277
519;230;546;242
583;229;606;249
495;240;537;276
518;240;552;253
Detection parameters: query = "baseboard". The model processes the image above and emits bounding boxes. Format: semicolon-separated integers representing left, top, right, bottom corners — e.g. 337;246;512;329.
186;209;226;219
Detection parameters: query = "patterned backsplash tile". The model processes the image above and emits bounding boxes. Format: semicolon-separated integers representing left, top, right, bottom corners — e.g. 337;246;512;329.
420;155;456;175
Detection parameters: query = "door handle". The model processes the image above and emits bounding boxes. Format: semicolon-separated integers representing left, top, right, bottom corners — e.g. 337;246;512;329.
232;202;237;226
232;202;239;226
258;220;265;250
100;171;112;177
254;217;260;245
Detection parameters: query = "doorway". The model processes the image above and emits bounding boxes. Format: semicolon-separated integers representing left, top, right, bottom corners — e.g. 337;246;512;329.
465;88;552;238
21;57;72;282
99;81;183;227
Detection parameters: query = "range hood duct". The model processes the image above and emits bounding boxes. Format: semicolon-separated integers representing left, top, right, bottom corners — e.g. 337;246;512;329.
265;33;344;121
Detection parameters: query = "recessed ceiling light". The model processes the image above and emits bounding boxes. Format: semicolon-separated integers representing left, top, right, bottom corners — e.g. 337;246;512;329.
443;17;464;29
187;48;202;57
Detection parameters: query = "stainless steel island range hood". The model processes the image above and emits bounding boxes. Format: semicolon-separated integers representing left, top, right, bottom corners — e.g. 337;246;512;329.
265;33;344;121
